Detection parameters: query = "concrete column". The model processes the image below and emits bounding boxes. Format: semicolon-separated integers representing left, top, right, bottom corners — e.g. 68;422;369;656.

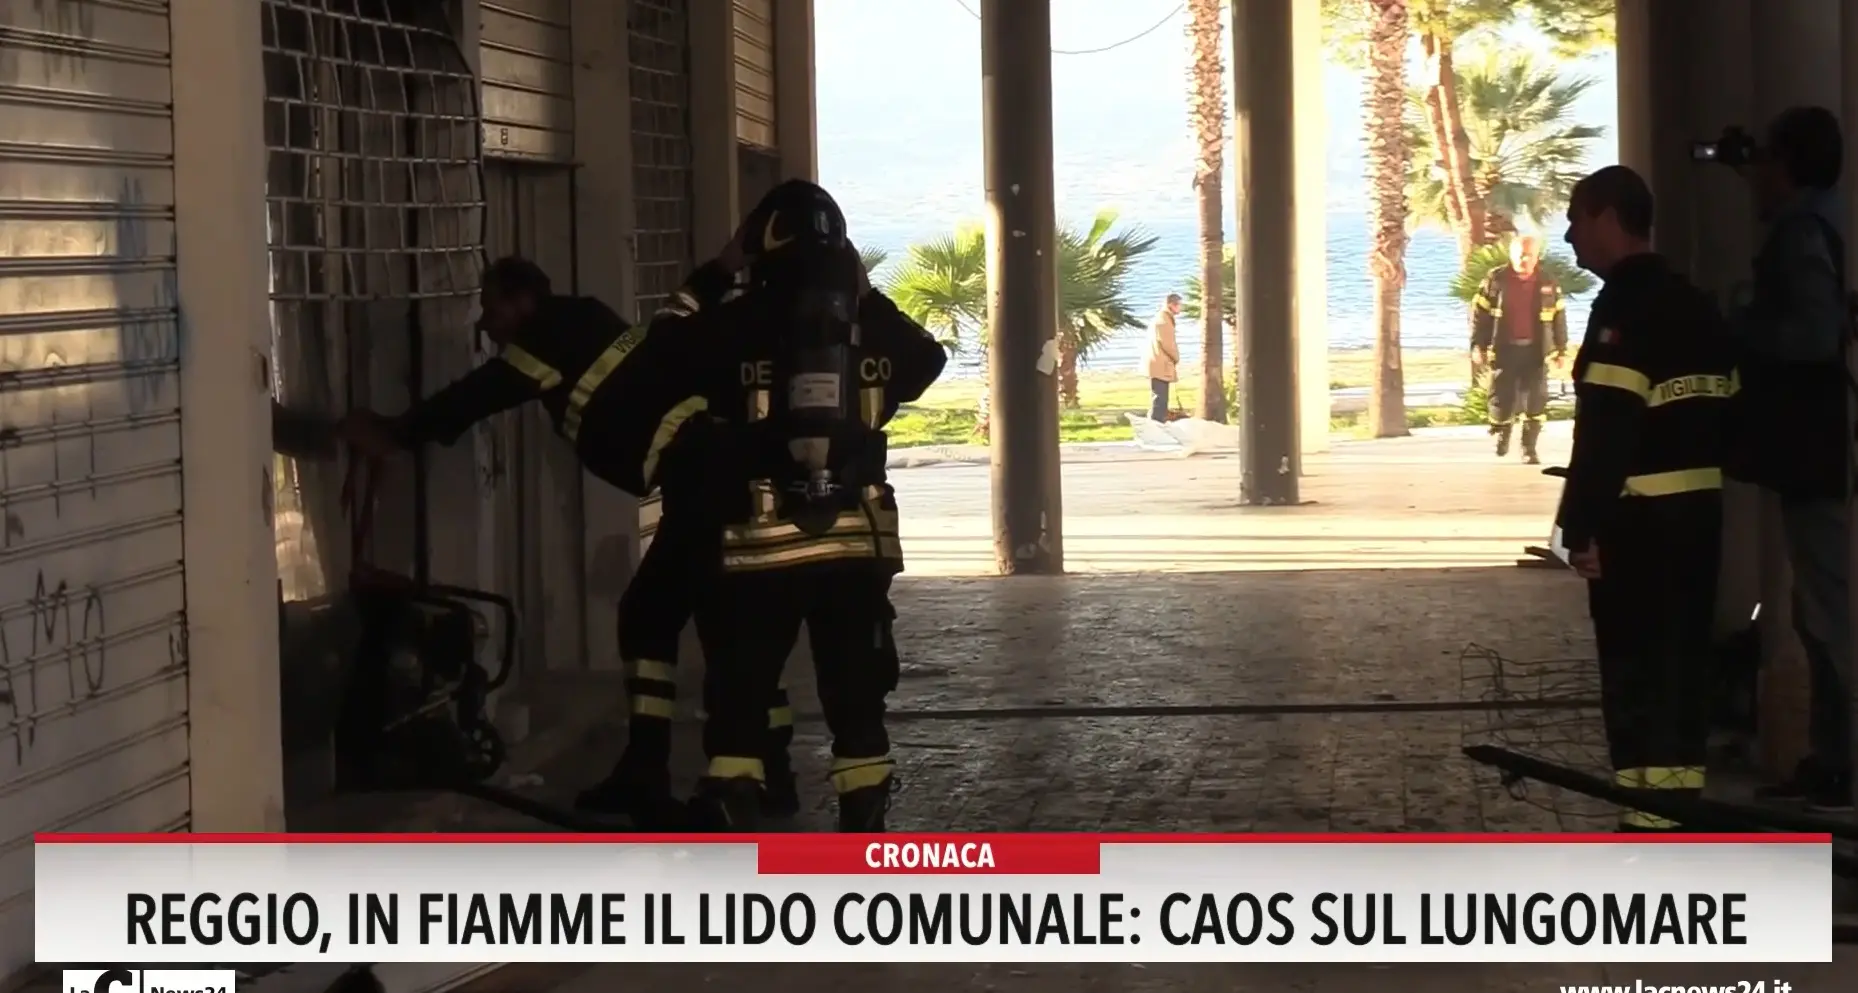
689;0;742;251
1231;0;1299;504
773;0;819;182
1844;0;1858;821
1291;0;1328;457
170;0;285;831
1616;0;1694;264
571;0;638;673
1749;0;1842;779
980;0;1063;574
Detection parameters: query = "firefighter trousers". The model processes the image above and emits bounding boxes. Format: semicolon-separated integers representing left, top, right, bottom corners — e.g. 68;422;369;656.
618;504;793;767
694;563;899;796
1488;360;1549;429
1588;497;1722;831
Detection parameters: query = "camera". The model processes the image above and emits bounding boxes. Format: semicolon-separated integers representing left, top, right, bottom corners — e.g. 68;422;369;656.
1691;125;1759;167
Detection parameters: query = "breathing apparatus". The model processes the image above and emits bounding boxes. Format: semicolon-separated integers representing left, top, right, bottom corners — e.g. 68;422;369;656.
746;183;875;536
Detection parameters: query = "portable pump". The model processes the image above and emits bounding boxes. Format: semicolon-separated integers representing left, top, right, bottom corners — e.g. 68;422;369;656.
763;241;873;536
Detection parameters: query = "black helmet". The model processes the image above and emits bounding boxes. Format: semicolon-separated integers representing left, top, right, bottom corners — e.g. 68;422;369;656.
743;180;848;256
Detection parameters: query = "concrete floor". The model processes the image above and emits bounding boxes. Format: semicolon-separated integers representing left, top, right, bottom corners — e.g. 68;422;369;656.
304;423;1858;990
897;424;1574;574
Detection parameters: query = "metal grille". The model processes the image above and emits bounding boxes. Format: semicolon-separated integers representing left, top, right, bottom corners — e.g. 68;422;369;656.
629;0;695;321
262;0;485;598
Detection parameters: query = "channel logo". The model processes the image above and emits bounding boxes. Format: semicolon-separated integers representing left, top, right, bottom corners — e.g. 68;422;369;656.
62;970;237;993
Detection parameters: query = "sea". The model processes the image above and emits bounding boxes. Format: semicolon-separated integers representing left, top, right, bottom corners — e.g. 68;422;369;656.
812;0;1617;381
848;213;1597;380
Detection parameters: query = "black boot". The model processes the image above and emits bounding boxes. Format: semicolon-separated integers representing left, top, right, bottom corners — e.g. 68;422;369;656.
1520;420;1542;464
690;776;765;832
1492;423;1512;457
575;754;688;830
837;777;896;832
762;754;801;818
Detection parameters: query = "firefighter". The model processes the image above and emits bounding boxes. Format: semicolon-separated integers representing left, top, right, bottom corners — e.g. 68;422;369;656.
574;260;801;824
1471;232;1569;464
654;180;947;832
335;255;750;828
1559;165;1738;832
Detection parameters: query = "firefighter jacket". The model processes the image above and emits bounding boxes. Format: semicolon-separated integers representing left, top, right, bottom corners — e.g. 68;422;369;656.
389;293;709;499
1556;253;1738;553
1471;266;1569;365
648;260;949;575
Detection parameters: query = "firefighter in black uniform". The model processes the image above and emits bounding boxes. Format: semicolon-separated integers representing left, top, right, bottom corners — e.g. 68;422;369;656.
1471;232;1569;464
653;180;947;832
574;260;800;823
1559;166;1739;831
338;255;754;828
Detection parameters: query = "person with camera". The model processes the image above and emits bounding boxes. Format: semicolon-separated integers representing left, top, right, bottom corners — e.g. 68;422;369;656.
1560;165;1740;831
1717;107;1852;813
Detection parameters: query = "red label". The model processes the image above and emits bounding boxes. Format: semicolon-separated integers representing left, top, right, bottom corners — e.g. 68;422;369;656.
756;835;1102;875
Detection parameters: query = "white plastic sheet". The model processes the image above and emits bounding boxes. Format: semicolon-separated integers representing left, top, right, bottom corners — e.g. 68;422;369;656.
1125;413;1243;455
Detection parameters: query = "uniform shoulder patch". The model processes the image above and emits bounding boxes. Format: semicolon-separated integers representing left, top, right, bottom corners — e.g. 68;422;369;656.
1595;326;1619;345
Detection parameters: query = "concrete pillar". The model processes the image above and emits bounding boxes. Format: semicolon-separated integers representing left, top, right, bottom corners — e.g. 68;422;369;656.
689;0;742;251
1231;0;1299;504
1291;0;1328;457
571;0;638;672
170;0;285;830
980;0;1063;574
1616;0;1694;264
1844;0;1858;819
1749;0;1842;779
773;0;819;182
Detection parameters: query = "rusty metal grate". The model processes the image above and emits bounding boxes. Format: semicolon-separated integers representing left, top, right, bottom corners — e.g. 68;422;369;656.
262;0;486;599
628;0;696;322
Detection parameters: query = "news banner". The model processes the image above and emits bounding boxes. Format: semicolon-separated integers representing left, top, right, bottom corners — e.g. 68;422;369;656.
34;833;1835;964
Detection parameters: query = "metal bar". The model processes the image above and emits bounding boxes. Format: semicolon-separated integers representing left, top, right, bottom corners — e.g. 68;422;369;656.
1464;744;1858;847
1231;0;1300;504
980;0;1063;574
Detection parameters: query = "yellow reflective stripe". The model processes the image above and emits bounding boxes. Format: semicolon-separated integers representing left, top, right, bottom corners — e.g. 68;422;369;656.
1581;362;1650;397
630;695;677;719
767;706;794;729
641;396;709;488
723;534;903;572
627;658;676;683
1489;416;1514;426
1473;293;1494;311
829;756;894;794
860;386;884;428
499;345;563;390
708;756;765;781
1537;309;1559;321
563;327;647;441
724;505;901;546
1622;467;1722;497
1647;372;1737;407
1621;809;1679;829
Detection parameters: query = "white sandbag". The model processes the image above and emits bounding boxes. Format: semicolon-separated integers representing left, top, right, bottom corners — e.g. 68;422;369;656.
1125;413;1185;452
1166;416;1243;455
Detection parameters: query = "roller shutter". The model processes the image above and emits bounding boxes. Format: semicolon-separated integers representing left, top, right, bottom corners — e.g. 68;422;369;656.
629;0;696;554
482;0;574;162
732;0;776;150
0;0;186;981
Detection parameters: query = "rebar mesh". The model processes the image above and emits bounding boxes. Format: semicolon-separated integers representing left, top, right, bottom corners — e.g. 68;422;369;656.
1458;642;1619;829
629;0;696;322
262;0;486;599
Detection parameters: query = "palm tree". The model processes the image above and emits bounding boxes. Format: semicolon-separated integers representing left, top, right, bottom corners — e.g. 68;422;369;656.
1405;50;1604;243
1185;0;1228;422
1181;242;1236;331
1364;0;1411;439
858;245;890;282
882;227;985;354
884;211;1156;410
1054;210;1159;409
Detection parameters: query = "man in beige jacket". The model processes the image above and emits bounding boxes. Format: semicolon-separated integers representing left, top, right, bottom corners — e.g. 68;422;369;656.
1147;293;1183;420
